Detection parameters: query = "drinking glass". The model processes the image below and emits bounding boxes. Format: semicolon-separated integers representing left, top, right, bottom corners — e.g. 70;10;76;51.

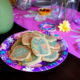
16;0;32;10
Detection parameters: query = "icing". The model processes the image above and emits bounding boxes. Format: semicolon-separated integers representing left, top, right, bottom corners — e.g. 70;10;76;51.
31;37;51;56
12;47;29;58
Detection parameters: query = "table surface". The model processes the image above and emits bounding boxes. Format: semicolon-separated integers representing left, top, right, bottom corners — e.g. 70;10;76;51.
0;23;80;80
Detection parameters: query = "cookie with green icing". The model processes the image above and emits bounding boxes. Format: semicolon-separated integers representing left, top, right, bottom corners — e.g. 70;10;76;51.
52;43;61;52
22;32;40;47
33;31;45;37
31;37;51;56
9;45;31;61
45;35;57;42
48;41;57;47
11;38;22;51
22;54;42;67
42;49;60;62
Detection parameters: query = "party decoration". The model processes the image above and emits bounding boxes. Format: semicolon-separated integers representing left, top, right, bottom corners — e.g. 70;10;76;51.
72;28;80;33
73;19;80;25
0;0;13;34
40;22;56;31
77;42;80;51
58;20;71;32
71;28;80;42
38;8;52;16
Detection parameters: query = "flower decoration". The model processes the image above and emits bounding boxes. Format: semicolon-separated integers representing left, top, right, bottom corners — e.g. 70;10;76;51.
40;22;56;31
0;43;7;50
22;67;34;72
7;37;14;43
58;20;71;32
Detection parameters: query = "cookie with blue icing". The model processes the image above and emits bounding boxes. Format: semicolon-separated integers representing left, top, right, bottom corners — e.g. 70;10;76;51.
42;49;60;62
31;37;51;56
48;41;57;47
52;43;61;52
45;35;57;42
22;32;41;47
11;38;22;51
33;31;45;37
22;54;42;67
9;45;31;61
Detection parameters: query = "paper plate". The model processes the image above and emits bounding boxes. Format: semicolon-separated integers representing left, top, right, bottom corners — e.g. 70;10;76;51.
0;31;68;72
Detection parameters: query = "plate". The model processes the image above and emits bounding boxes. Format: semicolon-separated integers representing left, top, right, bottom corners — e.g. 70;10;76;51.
0;31;68;72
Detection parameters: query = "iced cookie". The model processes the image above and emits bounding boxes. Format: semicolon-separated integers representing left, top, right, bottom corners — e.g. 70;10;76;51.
11;38;22;51
48;41;57;47
9;45;31;61
42;49;60;62
45;35;57;42
22;54;42;67
22;32;40;46
33;31;45;37
52;43;61;52
31;37;51;56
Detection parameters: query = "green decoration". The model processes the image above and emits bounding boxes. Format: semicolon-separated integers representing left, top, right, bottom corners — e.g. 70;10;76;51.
0;0;13;34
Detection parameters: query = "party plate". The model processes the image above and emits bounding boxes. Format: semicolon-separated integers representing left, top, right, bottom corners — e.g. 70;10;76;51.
0;31;68;72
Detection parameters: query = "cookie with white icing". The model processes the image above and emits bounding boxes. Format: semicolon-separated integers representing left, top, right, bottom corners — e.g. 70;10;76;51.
42;49;60;62
9;45;31;61
31;37;51;56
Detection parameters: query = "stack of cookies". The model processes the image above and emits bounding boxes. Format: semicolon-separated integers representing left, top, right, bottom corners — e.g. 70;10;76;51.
9;31;62;67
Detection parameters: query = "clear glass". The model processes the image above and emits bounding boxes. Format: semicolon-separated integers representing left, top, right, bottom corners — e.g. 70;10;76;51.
59;0;79;22
16;0;32;10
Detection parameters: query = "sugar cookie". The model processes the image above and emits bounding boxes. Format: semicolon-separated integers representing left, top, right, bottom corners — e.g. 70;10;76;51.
11;38;22;51
33;31;45;37
45;35;57;42
31;37;51;56
42;49;59;62
22;32;40;46
22;54;42;66
52;43;61;52
9;45;31;61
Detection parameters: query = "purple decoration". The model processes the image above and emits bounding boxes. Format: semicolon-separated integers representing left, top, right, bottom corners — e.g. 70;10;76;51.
77;42;80;51
40;22;56;31
0;31;68;72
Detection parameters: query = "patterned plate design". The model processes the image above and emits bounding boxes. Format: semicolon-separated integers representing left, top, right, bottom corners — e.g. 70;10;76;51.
0;31;68;72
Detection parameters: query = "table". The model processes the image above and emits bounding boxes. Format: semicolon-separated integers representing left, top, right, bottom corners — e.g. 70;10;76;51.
0;23;80;80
